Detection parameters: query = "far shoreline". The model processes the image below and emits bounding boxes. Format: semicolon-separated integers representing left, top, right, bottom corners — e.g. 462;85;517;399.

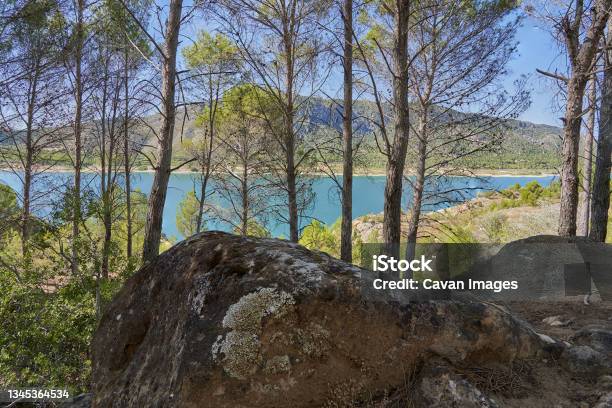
0;165;559;178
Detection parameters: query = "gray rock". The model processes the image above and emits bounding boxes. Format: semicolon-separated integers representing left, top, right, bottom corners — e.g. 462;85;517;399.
560;345;612;379
598;375;612;389
59;393;91;408
91;232;546;407
571;326;612;358
462;235;612;303
420;371;498;408
593;392;612;408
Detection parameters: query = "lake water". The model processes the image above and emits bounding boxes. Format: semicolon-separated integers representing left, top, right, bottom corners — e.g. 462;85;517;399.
0;171;556;239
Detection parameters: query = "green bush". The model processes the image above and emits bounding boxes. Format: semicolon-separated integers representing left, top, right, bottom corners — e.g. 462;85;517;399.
299;220;338;257
483;213;509;243
489;180;559;210
0;265;95;393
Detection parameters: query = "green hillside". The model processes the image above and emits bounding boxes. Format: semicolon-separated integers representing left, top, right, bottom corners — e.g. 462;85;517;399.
161;97;562;171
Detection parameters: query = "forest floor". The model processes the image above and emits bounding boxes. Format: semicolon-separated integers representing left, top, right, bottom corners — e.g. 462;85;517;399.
507;299;612;342
490;299;612;408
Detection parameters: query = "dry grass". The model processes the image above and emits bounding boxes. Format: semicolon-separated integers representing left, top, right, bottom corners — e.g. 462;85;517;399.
324;361;423;408
457;359;535;398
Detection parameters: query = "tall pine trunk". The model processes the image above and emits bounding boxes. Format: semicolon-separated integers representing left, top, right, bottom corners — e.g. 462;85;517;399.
558;0;609;236
100;68;109;279
196;166;210;233
142;0;183;262
383;0;410;257
578;77;596;236
405;109;428;261
340;0;353;262
559;77;589;236
72;0;84;274
286;132;298;242
22;68;38;258
241;161;249;236
123;48;133;258
196;75;216;234
284;30;298;242
22;151;31;257
590;18;612;242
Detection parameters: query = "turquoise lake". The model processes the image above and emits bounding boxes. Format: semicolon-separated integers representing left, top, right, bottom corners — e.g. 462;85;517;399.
0;171;556;239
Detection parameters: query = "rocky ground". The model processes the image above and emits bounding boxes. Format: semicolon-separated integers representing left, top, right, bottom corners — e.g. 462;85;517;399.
485;300;612;408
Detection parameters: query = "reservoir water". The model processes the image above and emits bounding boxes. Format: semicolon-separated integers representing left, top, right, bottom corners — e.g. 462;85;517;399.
0;171;555;239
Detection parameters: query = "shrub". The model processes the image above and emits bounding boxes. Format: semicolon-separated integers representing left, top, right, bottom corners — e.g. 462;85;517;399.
483;213;509;243
299;220;338;257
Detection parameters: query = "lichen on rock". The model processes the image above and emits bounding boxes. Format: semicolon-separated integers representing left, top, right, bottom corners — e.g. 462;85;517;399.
212;331;262;379
222;287;295;333
213;288;295;379
264;355;291;374
295;323;331;358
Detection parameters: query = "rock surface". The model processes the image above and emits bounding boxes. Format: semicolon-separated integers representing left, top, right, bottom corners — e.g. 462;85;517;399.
560;345;612;379
571;326;612;358
594;392;612;408
467;235;612;301
419;367;499;408
91;232;557;407
59;393;92;408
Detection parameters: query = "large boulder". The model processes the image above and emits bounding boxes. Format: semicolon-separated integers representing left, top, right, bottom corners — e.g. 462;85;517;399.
466;235;612;301
91;232;546;407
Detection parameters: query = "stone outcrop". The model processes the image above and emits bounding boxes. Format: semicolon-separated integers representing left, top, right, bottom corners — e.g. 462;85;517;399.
91;232;555;407
466;235;612;301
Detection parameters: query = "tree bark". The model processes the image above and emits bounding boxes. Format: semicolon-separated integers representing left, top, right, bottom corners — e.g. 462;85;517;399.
383;0;410;257
340;0;353;262
100;66;110;279
196;166;209;233
22;151;31;257
102;201;112;279
196;74;216;234
559;77;589;236
578;77;596;236
558;0;610;237
22;67;38;257
72;0;84;274
124;48;133;258
284;28;298;243
101;62;119;280
142;0;183;262
241;158;248;236
286;134;298;242
590;17;612;242
405;109;428;261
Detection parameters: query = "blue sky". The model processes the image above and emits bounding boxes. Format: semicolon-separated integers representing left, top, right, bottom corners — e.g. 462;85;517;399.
509;19;566;126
